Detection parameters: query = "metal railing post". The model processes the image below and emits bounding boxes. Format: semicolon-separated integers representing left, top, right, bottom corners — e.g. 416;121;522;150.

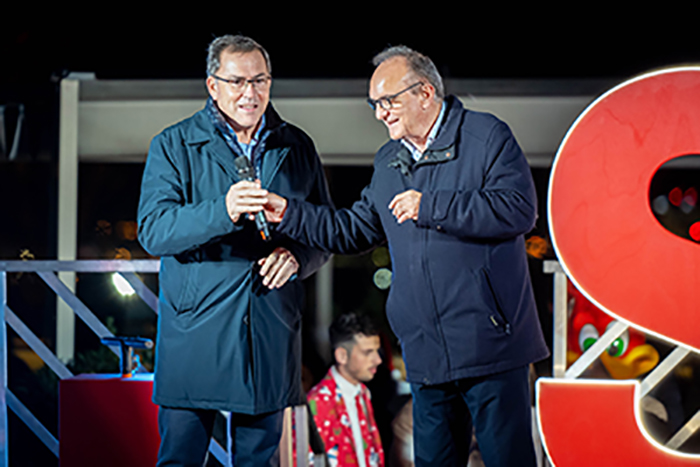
0;272;8;467
544;260;568;378
57;78;80;363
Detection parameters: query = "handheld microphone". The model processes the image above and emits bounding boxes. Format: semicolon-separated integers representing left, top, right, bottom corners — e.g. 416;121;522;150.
234;156;271;242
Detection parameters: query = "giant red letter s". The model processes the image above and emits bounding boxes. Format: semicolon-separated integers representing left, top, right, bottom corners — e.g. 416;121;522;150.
540;68;700;466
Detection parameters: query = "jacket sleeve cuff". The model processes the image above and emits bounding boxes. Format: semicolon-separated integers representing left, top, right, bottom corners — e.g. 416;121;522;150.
220;194;244;233
277;198;299;235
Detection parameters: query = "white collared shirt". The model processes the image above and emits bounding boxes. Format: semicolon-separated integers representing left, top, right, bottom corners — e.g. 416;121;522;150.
401;101;447;161
331;366;367;467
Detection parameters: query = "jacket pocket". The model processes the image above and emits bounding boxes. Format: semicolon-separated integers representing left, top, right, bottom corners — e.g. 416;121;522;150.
174;264;195;313
481;268;511;335
264;278;303;332
430;190;456;221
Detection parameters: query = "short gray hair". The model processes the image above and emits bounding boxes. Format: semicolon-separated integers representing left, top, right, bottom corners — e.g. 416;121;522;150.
372;45;444;100
206;35;272;76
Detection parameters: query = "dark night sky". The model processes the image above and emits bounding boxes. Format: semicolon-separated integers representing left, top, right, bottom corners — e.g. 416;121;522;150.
2;15;698;260
2;15;699;84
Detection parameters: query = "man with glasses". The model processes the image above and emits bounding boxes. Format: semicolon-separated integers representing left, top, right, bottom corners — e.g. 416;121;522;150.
137;35;332;466
260;46;549;466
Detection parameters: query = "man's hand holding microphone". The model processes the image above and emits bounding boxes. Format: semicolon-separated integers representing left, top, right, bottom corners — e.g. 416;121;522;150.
226;156;296;289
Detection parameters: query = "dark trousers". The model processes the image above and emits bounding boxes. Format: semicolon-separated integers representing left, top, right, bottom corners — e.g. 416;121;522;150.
156;406;284;466
411;365;535;467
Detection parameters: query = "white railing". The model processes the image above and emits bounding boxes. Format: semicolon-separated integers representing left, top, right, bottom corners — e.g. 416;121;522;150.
0;260;160;466
0;260;325;466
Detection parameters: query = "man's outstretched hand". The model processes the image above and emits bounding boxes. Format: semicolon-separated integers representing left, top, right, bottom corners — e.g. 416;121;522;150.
225;182;288;225
263;193;288;223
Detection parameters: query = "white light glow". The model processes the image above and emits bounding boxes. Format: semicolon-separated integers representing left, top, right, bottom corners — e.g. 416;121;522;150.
653;195;670;215
112;273;135;296
373;268;392;290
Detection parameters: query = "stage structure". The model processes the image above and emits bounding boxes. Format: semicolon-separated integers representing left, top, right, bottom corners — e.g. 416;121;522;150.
54;73;613;366
5;74;685;465
0;261;322;466
0;260;163;466
540;68;700;465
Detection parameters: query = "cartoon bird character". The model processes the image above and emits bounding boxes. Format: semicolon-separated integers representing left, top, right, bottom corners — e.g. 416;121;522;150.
567;282;660;379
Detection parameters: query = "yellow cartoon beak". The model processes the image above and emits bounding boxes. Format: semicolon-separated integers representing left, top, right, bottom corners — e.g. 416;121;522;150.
600;344;660;380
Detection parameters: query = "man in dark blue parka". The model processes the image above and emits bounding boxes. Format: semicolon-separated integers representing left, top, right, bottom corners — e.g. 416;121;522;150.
137;35;331;466
261;47;549;466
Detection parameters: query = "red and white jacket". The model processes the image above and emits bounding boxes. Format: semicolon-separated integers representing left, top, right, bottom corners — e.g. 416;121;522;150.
302;368;384;467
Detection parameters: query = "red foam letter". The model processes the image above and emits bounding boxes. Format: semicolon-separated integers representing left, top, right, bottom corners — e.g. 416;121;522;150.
538;379;700;466
542;68;700;465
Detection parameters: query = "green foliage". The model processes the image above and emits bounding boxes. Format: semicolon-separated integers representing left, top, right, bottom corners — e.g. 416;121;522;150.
67;344;120;375
66;316;120;375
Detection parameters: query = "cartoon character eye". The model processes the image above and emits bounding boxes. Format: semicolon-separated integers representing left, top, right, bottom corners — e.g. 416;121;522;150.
579;323;599;352
605;323;629;357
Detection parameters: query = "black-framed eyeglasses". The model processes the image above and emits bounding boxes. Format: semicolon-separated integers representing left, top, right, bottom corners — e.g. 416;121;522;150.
211;73;272;90
367;82;424;111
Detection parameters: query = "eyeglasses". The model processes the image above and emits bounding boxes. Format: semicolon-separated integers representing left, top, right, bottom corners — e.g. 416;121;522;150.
211;74;272;90
367;82;424;111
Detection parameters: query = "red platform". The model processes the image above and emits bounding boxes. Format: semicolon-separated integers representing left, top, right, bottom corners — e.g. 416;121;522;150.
59;374;160;467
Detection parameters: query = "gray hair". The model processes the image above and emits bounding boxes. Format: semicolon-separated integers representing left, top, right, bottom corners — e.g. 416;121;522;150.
206;35;272;76
372;45;444;100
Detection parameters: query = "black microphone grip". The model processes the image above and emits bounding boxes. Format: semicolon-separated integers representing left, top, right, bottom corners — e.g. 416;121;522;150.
234;156;271;242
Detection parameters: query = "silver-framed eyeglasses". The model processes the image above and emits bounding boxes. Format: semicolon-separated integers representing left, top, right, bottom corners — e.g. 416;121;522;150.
211;73;272;90
367;81;424;111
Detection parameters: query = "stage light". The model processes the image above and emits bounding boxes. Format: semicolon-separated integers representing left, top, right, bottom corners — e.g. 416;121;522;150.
683;188;697;207
373;268;392;290
690;222;700;242
681;188;697;213
652;195;669;215
371;247;390;267
112;273;135;296
668;187;683;206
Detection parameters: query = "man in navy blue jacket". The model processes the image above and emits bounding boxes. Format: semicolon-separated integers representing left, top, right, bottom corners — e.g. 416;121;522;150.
258;46;549;466
138;35;331;466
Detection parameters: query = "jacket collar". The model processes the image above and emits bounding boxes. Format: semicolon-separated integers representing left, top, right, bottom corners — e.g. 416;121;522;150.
331;366;364;399
429;95;463;150
388;95;463;176
184;101;285;146
183;102;288;183
414;95;461;166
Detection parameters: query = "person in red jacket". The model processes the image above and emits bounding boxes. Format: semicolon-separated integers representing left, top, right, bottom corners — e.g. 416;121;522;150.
307;313;385;467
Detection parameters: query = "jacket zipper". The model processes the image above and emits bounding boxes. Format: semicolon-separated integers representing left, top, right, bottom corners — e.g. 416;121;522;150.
483;269;512;335
419;165;452;378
